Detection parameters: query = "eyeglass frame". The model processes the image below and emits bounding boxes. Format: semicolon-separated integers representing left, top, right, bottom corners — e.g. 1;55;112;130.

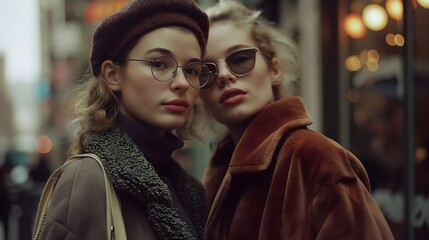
114;55;210;89
204;47;272;83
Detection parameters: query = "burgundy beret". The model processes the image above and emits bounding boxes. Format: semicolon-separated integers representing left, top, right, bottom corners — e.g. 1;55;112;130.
90;0;209;76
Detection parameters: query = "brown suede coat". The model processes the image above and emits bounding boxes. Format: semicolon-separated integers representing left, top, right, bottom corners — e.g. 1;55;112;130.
203;97;394;240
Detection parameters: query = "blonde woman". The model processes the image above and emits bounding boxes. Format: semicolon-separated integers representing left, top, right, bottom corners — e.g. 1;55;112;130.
200;1;394;239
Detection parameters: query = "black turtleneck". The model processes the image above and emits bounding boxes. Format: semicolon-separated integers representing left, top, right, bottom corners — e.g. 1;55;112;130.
114;113;200;239
115;112;184;174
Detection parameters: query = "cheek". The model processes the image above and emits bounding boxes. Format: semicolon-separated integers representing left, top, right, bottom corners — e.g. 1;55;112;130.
188;88;200;104
128;79;147;98
122;77;154;104
253;66;276;93
253;65;271;85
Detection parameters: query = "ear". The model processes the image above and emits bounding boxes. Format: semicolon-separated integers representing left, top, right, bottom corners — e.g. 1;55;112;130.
270;57;283;86
101;60;121;91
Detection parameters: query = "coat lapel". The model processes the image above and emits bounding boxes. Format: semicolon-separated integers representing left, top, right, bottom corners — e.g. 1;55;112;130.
230;97;313;174
205;97;313;238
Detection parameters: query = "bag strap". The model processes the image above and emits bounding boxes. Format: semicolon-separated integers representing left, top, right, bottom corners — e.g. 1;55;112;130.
70;153;127;240
32;153;127;240
110;180;126;239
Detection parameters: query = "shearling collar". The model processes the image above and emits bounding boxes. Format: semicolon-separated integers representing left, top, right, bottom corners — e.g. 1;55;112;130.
229;96;313;174
82;127;206;239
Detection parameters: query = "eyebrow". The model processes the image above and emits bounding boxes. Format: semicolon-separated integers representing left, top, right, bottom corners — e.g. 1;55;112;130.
146;48;173;55
146;48;201;63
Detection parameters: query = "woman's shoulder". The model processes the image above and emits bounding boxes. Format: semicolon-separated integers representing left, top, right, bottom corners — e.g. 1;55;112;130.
59;157;106;187
286;129;348;159
40;157;108;239
50;157;106;208
281;128;367;185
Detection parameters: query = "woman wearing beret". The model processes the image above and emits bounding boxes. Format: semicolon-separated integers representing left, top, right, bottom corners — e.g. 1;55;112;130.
34;0;209;239
200;1;394;239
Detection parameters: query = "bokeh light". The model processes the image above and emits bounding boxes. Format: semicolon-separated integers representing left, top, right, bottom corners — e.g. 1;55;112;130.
367;57;379;71
386;0;403;20
386;33;396;46
362;4;388;31
345;55;363;72
36;135;53;154
417;0;429;9
368;49;380;61
344;13;367;39
394;34;405;46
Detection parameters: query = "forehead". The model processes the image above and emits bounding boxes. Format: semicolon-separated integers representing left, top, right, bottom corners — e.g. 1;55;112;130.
206;21;254;56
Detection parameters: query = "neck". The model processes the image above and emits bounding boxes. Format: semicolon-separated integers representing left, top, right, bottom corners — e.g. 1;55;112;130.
119;107;166;136
115;112;184;174
226;118;253;145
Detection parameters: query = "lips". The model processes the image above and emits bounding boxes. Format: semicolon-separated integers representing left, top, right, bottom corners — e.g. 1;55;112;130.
163;99;189;113
219;88;247;104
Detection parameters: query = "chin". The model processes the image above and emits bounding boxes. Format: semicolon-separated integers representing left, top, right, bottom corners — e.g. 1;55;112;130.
218;108;259;124
160;120;187;130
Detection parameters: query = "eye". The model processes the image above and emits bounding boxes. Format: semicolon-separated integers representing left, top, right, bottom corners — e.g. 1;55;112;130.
151;59;169;70
227;52;253;65
184;68;200;76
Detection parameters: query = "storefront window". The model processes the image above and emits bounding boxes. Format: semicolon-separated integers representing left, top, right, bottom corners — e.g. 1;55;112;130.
339;1;429;239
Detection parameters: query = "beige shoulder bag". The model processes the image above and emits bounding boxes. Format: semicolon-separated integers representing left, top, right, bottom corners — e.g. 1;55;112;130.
32;153;127;240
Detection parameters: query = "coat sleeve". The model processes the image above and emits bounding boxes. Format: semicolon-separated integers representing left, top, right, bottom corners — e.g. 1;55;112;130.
39;158;107;240
306;142;394;239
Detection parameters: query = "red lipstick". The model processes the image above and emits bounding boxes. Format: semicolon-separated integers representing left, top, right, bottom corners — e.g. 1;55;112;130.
163;99;189;113
219;88;247;105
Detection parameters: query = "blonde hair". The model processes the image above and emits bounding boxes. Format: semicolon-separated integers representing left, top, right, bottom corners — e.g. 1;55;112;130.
197;0;301;141
69;67;201;155
206;0;300;98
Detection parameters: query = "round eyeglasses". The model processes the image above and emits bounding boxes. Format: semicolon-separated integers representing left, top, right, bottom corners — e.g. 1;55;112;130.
125;55;211;89
203;47;271;89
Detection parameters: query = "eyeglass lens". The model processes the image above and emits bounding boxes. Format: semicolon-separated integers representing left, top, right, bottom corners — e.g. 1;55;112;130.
203;48;258;89
226;48;257;75
149;56;209;88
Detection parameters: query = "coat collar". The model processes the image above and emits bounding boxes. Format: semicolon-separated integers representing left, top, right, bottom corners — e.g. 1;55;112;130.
82;126;206;239
229;96;313;174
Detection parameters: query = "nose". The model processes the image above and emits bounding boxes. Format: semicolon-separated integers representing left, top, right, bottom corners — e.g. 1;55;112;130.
216;61;236;88
170;67;190;92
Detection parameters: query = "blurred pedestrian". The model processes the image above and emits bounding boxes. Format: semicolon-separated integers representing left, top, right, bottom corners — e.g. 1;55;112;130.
0;152;11;240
